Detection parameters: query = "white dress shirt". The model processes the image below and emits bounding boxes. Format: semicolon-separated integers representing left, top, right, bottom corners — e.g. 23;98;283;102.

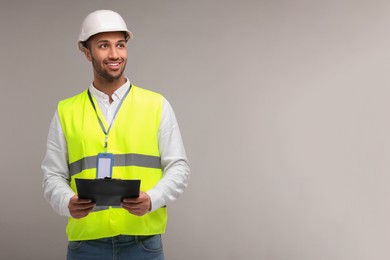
42;79;190;217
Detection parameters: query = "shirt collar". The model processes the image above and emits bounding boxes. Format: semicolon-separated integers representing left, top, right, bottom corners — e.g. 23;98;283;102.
89;77;131;102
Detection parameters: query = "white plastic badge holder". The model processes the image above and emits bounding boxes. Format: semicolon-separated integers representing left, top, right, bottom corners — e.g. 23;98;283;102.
96;153;114;179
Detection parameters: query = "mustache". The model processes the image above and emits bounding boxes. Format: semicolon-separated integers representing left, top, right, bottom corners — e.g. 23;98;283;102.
104;58;125;62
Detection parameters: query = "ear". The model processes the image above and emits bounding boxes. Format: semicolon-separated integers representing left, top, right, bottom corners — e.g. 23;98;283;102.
83;47;92;62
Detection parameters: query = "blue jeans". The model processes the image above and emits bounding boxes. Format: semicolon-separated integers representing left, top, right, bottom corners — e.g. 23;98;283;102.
67;235;164;260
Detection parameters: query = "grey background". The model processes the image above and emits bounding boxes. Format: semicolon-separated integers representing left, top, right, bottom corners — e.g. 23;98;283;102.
1;0;390;259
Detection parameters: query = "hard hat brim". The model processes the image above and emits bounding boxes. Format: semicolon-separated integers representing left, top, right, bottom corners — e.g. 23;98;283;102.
78;30;133;51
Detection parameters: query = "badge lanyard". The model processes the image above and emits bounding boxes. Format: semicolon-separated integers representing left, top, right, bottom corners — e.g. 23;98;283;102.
87;85;131;153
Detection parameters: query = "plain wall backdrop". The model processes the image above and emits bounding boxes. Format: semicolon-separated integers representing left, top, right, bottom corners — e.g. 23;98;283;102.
2;0;390;259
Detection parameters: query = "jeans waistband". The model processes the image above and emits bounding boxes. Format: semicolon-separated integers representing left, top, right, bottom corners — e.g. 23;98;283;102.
85;234;159;244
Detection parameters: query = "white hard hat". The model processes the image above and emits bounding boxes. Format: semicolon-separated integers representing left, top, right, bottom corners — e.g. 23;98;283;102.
78;10;133;51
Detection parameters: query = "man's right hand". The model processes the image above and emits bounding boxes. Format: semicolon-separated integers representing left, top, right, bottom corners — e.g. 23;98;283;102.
68;195;96;219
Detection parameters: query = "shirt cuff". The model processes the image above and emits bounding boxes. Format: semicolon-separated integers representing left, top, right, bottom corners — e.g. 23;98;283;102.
147;189;166;212
60;191;75;217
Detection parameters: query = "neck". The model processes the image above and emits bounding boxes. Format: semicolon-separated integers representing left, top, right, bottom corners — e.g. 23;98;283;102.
93;76;127;98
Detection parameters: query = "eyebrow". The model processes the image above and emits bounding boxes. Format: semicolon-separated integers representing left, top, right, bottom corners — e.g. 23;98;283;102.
97;39;126;44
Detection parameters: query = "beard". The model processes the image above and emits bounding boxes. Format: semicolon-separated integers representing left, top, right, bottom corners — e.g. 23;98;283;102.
91;56;127;82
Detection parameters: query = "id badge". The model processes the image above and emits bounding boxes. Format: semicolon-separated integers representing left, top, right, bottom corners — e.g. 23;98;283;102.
96;153;114;179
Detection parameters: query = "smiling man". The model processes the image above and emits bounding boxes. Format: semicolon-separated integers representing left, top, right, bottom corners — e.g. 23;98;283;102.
42;10;190;260
84;31;128;102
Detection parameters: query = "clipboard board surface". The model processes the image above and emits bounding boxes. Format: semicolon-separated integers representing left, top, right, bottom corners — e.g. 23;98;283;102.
75;178;141;206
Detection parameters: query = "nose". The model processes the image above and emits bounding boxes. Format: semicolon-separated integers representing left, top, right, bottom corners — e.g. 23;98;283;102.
108;46;119;59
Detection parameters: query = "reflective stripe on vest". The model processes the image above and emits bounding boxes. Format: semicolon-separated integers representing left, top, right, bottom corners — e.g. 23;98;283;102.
58;85;167;241
69;153;161;177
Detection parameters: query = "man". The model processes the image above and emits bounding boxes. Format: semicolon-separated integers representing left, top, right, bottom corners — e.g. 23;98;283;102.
42;10;190;259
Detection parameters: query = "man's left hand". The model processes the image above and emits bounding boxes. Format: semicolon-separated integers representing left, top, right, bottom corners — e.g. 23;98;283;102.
121;192;151;216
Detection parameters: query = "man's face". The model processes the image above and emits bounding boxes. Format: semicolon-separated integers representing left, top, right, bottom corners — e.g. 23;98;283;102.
84;31;128;82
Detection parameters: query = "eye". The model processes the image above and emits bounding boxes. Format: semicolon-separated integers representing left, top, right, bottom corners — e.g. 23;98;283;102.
99;44;108;49
117;43;127;48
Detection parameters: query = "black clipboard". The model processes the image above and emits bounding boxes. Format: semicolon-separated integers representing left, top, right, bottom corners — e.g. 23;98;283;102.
75;178;141;206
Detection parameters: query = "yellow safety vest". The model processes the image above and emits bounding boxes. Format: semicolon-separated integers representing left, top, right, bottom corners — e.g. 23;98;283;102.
58;85;167;241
